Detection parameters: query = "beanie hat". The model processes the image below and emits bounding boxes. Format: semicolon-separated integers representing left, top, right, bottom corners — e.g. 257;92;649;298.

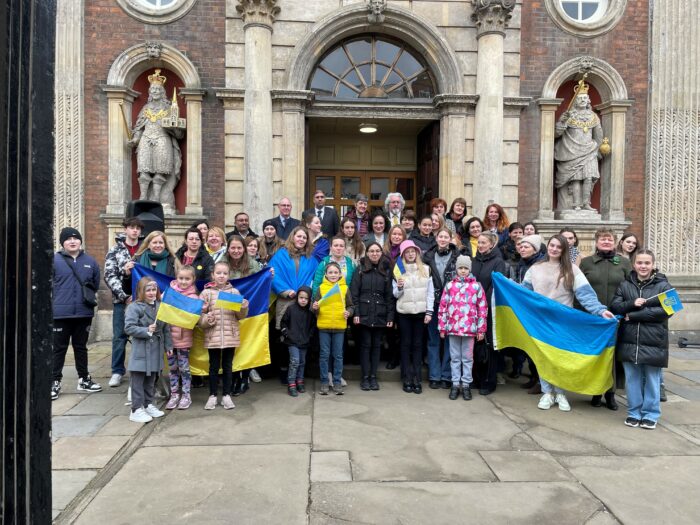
262;219;276;231
456;255;472;270
399;239;420;256
520;234;542;253
60;227;82;246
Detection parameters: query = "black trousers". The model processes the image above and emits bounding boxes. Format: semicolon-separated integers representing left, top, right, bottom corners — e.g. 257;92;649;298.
208;347;234;396
359;326;384;378
53;317;92;381
397;313;424;383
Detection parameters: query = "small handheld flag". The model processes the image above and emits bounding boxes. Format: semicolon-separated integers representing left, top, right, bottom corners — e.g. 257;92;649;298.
319;283;342;306
215;291;245;311
393;257;406;280
658;288;683;315
156;288;204;329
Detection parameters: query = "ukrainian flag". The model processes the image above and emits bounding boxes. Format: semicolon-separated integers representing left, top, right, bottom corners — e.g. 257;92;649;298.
131;264;175;296
215;291;244;312
319;283;343;306
156;287;204;329
492;273;618;395
658;288;683;315
393;257;406;280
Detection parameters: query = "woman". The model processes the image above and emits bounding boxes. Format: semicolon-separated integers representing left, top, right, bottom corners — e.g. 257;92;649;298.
501;222;524;281
261;219;284;264
462;217;484;258
431;212;446;235
617;233;640;260
445;198;468;238
351;242;395;391
401;210;417;236
411;215;437;254
135;230;178;277
305;214;330;261
522;235;614;412
429;197;449;232
175;227;215;281
559;227;582;266
340;217;365;263
312;236;355;295
363;211;388;247
193;220;209;242
523;222;538;236
470;232;506;395
423;227;464;389
206;226;227;263
384;225;407;263
483;203;510;247
245;236;263;265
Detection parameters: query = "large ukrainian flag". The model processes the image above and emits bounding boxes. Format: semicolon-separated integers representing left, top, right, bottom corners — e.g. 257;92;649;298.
492;272;618;395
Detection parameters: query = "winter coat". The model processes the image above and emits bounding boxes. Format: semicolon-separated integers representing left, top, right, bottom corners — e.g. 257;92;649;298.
350;259;395;327
313;276;354;331
199;283;249;348
610;271;672;367
471;247;506;300
578;254;632;307
409;230;437;254
175;245;215;281
423;244;464;309
444;212;466;238
392;263;435;315
344;208;370;237
515;251;545;284
104;233;140;303
280;286;317;348
438;275;488;337
312;255;355;295
168;281;199;348
270;247;319;328
228;257;262;279
53;250;100;319
124;301;172;375
137;250;177;277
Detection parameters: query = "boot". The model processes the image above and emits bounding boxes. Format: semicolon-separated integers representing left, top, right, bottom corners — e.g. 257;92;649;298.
360;376;370;391
369;376;380;391
660;383;667;402
448;386;460;400
527;382;542;395
591;395;603;407
521;376;538;389
604;391;618;411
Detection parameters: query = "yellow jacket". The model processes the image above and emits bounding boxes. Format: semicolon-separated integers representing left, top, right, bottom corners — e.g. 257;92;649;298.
315;276;353;331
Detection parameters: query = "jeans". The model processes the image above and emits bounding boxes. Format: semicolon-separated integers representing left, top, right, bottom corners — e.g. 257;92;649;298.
359;326;384;378
540;377;564;395
287;346;307;385
208;347;234;396
168;348;191;394
397;313;425;384
623;362;662;422
448;335;474;386
426;315;451;381
53;317;92;381
319;331;344;385
111;302;128;375
130;371;156;411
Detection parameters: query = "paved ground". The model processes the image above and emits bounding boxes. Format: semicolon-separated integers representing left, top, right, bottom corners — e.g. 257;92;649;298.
52;343;700;524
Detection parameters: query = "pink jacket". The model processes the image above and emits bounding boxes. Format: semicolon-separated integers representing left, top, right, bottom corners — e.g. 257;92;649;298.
437;275;488;337
168;281;199;349
199;283;248;349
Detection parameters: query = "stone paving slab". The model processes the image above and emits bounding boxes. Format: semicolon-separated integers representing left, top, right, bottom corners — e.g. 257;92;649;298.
664;381;700;401
94;415;142;436
309;481;604;525
52;470;98;512
480;450;573;481
560;455;700;525
52;436;130;469
52;393;87;416
657;398;700;425
74;444;310;525
671;370;700;383
66;392;129;416
311;451;353;482
52;415;112;439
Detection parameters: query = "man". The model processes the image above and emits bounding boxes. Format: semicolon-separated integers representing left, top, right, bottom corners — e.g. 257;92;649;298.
344;193;370;236
384;192;405;227
226;212;258;240
304;189;340;237
104;216;144;387
268;197;300;240
52;228;102;400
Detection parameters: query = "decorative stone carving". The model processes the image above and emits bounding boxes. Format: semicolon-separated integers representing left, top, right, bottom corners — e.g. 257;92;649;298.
144;41;162;59
235;0;280;29
574;56;595;75
367;0;387;24
471;0;516;38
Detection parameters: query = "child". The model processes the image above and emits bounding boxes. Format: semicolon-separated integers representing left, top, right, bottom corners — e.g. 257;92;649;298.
410;215;437;253
165;265;198;410
280;286;316;396
438;255;488;401
124;277;172;423
199;261;249;410
313;262;354;395
611;249;673;430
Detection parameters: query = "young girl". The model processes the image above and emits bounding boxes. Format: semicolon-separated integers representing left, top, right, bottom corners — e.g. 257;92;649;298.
617;232;640;260
313;262;354;395
165;266;198;410
438;256;488;401
559;227;582;266
410;215;436;254
124;277;171;423
199;261;249;410
313;236;355;295
611;249;673;429
340;218;365;263
393;240;434;394
280;286;316;396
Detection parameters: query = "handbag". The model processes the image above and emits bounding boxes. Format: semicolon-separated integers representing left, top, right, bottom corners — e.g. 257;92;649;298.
473;334;492;365
61;256;98;308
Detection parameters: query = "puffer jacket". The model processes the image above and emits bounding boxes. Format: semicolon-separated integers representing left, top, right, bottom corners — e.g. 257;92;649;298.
423;243;464;308
53;250;100;319
610;271;672;367
313;276;354;331
124;300;172;375
199;283;249;348
176;245;215;281
350;259;395;327
438;275;488;337
104;233;140;303
168;280;200;348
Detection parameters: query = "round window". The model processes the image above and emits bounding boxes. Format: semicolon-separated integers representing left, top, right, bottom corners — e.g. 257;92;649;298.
139;0;178;7
560;0;608;22
545;0;626;38
117;0;197;24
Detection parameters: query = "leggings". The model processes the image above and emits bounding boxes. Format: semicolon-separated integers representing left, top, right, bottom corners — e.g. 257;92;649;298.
168;348;192;394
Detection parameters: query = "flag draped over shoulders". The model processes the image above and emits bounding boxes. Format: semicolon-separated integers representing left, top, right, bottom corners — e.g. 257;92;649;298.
269;248;318;295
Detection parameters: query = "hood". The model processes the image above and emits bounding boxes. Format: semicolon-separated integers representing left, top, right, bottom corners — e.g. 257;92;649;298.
296;285;313;310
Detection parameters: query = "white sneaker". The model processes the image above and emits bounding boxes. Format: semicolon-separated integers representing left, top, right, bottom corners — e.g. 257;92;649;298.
221;395;235;410
204;395;217;410
249;369;262;383
340;377;347;387
555;393;571;412
145;404;165;418
538;393;555;410
108;373;122;387
129;407;153;423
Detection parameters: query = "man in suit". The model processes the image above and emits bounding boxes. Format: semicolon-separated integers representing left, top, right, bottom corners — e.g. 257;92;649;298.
385;192;405;227
305;189;340;237
226;212;258;240
268;197;301;240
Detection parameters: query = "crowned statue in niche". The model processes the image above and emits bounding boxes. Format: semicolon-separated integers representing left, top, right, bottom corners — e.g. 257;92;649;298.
127;69;186;213
554;75;610;214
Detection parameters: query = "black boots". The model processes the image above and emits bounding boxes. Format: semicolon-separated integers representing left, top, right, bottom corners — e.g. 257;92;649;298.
604;391;618;411
360;377;370;391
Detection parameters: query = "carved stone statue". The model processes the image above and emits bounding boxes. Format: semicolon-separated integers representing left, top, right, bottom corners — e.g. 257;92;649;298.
127;69;185;212
554;82;604;213
367;0;387;24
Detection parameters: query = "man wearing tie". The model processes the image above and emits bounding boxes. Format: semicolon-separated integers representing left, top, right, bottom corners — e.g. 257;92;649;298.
305;189;340;237
268;197;301;240
384;192;405;227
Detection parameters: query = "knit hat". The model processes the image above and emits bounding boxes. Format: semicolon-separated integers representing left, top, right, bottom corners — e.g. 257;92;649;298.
60;227;82;246
456;255;472;270
520;234;542;253
399;239;420;256
355;193;368;203
262;219;276;231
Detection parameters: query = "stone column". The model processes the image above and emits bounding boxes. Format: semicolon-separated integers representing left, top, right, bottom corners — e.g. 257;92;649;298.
597;100;631;222
535;98;563;220
236;0;280;228
180;88;207;216
470;0;515;218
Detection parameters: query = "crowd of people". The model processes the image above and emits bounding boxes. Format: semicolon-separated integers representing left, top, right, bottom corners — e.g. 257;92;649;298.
51;191;673;430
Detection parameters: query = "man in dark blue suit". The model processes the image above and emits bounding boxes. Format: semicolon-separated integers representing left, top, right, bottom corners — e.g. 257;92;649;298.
304;189;340;237
267;197;301;240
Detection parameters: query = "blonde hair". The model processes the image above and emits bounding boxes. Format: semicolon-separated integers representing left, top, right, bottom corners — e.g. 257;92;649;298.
384;225;407;254
135;276;161;302
206;227;227;249
401;246;429;278
135;230;173;258
176;265;196;281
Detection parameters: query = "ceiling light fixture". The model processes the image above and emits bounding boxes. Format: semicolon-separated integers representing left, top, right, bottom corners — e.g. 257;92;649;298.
359;123;378;134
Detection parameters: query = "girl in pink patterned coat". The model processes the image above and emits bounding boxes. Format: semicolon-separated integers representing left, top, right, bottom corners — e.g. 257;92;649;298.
438;255;488;401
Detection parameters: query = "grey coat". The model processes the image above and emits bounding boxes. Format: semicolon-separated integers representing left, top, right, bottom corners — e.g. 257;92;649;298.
124;301;172;375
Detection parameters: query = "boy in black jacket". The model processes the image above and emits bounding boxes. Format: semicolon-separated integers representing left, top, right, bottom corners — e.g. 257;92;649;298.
280;286;317;396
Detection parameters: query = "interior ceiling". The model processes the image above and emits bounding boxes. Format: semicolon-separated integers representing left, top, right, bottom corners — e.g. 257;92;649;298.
308;117;431;137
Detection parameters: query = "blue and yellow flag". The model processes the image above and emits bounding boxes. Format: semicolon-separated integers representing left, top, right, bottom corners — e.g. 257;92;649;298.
156;287;204;329
492;272;618;395
131;263;175;296
215;291;244;312
393;257;406;280
658;288;683;315
318;283;343;306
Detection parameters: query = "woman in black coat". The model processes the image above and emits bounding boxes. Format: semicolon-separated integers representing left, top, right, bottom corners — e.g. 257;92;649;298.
175;226;215;281
351;242;395;391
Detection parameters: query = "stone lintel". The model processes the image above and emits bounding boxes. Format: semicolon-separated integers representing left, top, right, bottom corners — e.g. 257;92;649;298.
536;97;564;108
307;101;439;120
236;0;280;31
179;87;207;99
271;89;314;111
504;96;532;109
471;0;516;39
434;94;479;114
101;85;140;100
595;99;634;113
215;88;245;109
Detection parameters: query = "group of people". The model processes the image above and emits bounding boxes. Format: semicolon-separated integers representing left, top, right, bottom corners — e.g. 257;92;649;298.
51;190;674;429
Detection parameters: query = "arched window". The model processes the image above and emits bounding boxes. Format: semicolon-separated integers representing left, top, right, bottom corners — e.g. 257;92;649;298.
560;0;608;22
309;35;436;99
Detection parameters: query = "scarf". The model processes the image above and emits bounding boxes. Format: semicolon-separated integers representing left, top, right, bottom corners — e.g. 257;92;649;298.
595;249;615;260
569;245;580;263
140;249;170;274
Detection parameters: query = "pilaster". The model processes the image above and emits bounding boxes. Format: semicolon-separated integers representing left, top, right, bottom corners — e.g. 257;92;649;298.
535;98;563;220
180;88;207;216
